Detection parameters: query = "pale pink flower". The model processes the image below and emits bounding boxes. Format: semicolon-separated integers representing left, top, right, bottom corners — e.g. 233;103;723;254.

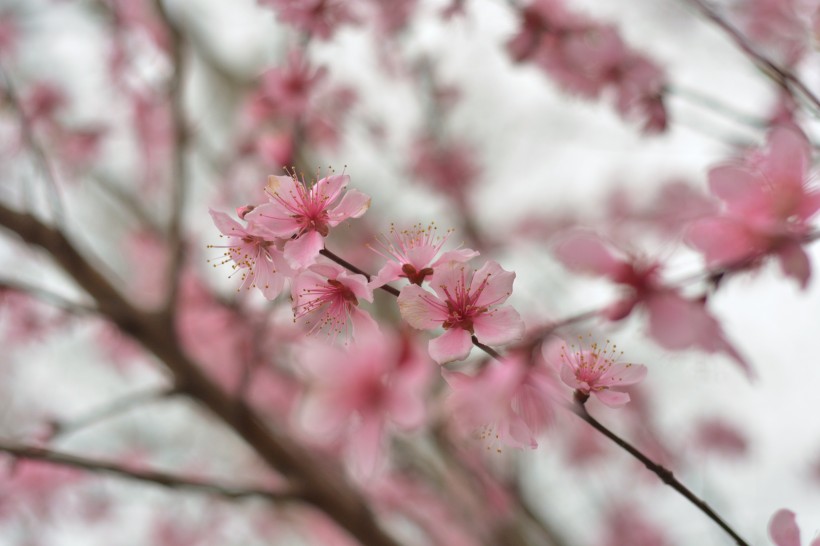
687;125;820;288
769;509;820;546
247;173;371;268
259;0;358;40
292;261;376;340
248;51;326;121
554;231;752;375
299;330;431;473
692;417;748;459
208;208;291;300
398;260;524;364
443;353;555;450
369;223;478;288
556;338;646;407
737;0;811;66
601;502;672;546
410;135;479;206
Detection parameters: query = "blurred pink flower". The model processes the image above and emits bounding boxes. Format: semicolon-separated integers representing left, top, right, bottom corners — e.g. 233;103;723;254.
369;223;478;288
769;509;820;546
601;502;672;546
259;0;358;40
398;260;524;364
208;208;291;299
249;51;326;121
292;261;376;340
692;417;748;459
556;338;646;407
248;173;371;268
687;125;820;288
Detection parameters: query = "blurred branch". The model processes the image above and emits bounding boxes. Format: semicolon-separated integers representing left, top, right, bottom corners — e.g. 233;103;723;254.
0;63;65;225
0;439;302;503
569;401;750;546
0;202;401;546
667;84;768;128
87;173;164;234
686;0;820;116
49;386;178;440
0;278;97;315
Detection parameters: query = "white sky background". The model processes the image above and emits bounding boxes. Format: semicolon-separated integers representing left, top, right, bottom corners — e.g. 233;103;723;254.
2;0;820;544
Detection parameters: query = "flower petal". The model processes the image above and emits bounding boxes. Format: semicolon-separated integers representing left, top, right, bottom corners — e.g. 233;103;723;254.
369;261;404;289
472;260;516;308
594;389;630;408
429;328;473;364
553;232;624;277
598;362;647;387
245;202;301;237
769;509;801;546
284;230;325;269
208;209;245;237
398;285;448;330
315;174;349;205
777;242;811;289
472;306;524;346
328;189;371;224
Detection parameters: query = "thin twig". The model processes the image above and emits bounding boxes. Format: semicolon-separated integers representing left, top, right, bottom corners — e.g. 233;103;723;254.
0;279;97;315
0;439;301;503
569;401;750;546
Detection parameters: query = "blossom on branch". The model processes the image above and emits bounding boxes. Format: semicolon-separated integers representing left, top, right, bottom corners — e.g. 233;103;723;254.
769;509;820;546
398;260;524;364
247;173;371;268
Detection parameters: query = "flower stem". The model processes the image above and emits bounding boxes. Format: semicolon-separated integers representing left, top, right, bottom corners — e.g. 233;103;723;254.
570;401;750;546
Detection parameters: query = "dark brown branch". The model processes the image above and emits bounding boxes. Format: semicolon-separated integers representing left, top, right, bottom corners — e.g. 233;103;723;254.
0;439;301;503
0;203;400;546
569;402;750;546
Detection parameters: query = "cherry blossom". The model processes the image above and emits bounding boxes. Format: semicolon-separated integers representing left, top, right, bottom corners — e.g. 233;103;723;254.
248;51;326;121
398;260;524;364
258;0;358;40
369;222;478;288
292;261;377;340
769;509;820;546
687;125;820;288
247;173;371;268
208;208;291;300
555;338;646;407
554;232;752;375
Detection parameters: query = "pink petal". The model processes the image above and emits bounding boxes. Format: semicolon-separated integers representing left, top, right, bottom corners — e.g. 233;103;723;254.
386;382;426;430
369;261;404;289
284;230;325;268
560;363;583;390
708;165;765;211
686;217;759;265
598;362;647;387
472;306;525;346
350;307;380;339
553;232;624;277
777;242;811;289
765;126;810;192
328;189;371;224
265;174;301;205
472;260;516;308
208;209;245;237
397;285;448;329
315;174;349;205
429;261;469;302
349;414;384;476
769;509;801;546
429;328;473;364
254;255;286;300
432;247;480;267
245;202;301;237
340;271;374;302
594;389;630;408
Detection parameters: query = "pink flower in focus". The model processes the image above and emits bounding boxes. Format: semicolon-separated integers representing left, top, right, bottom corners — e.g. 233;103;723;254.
292;261;376;340
554;231;752;376
208;208;291;299
369;223;478;288
247;173;371;268
299;330;431;473
687;125;820;288
556;338;646;407
769;509;820;546
443;353;556;450
398;261;524;364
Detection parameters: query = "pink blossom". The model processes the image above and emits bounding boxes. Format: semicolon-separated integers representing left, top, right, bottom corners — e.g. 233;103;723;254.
556;338;646;407
443;353;556;450
692;417;748;459
259;0;358;40
737;0;812;66
22;82;66;126
369;223;478;288
247;173;371;268
248;51;326;121
410;135;479;206
299;330;431;473
554;231;752;375
687;125;820;288
208;208;291;300
769;509;820;546
601;502;672;546
292;261;377;340
0;13;19;57
398;260;524;364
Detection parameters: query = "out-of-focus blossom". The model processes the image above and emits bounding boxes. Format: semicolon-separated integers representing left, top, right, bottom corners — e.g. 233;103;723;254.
292;261;376;340
248;173;371;268
554;232;751;375
736;0;813;66
687;125;820;289
692;417;749;458
298;330;431;473
410;135;479;206
398;260;524;364
249;51;326;122
769;509;820;546
443;353;556;450
554;337;646;407
601;502;673;546
259;0;359;40
369;223;478;288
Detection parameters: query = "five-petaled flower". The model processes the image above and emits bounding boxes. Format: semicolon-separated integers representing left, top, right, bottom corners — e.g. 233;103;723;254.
557;337;646;408
397;260;524;364
247;173;371;269
369;222;478;288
